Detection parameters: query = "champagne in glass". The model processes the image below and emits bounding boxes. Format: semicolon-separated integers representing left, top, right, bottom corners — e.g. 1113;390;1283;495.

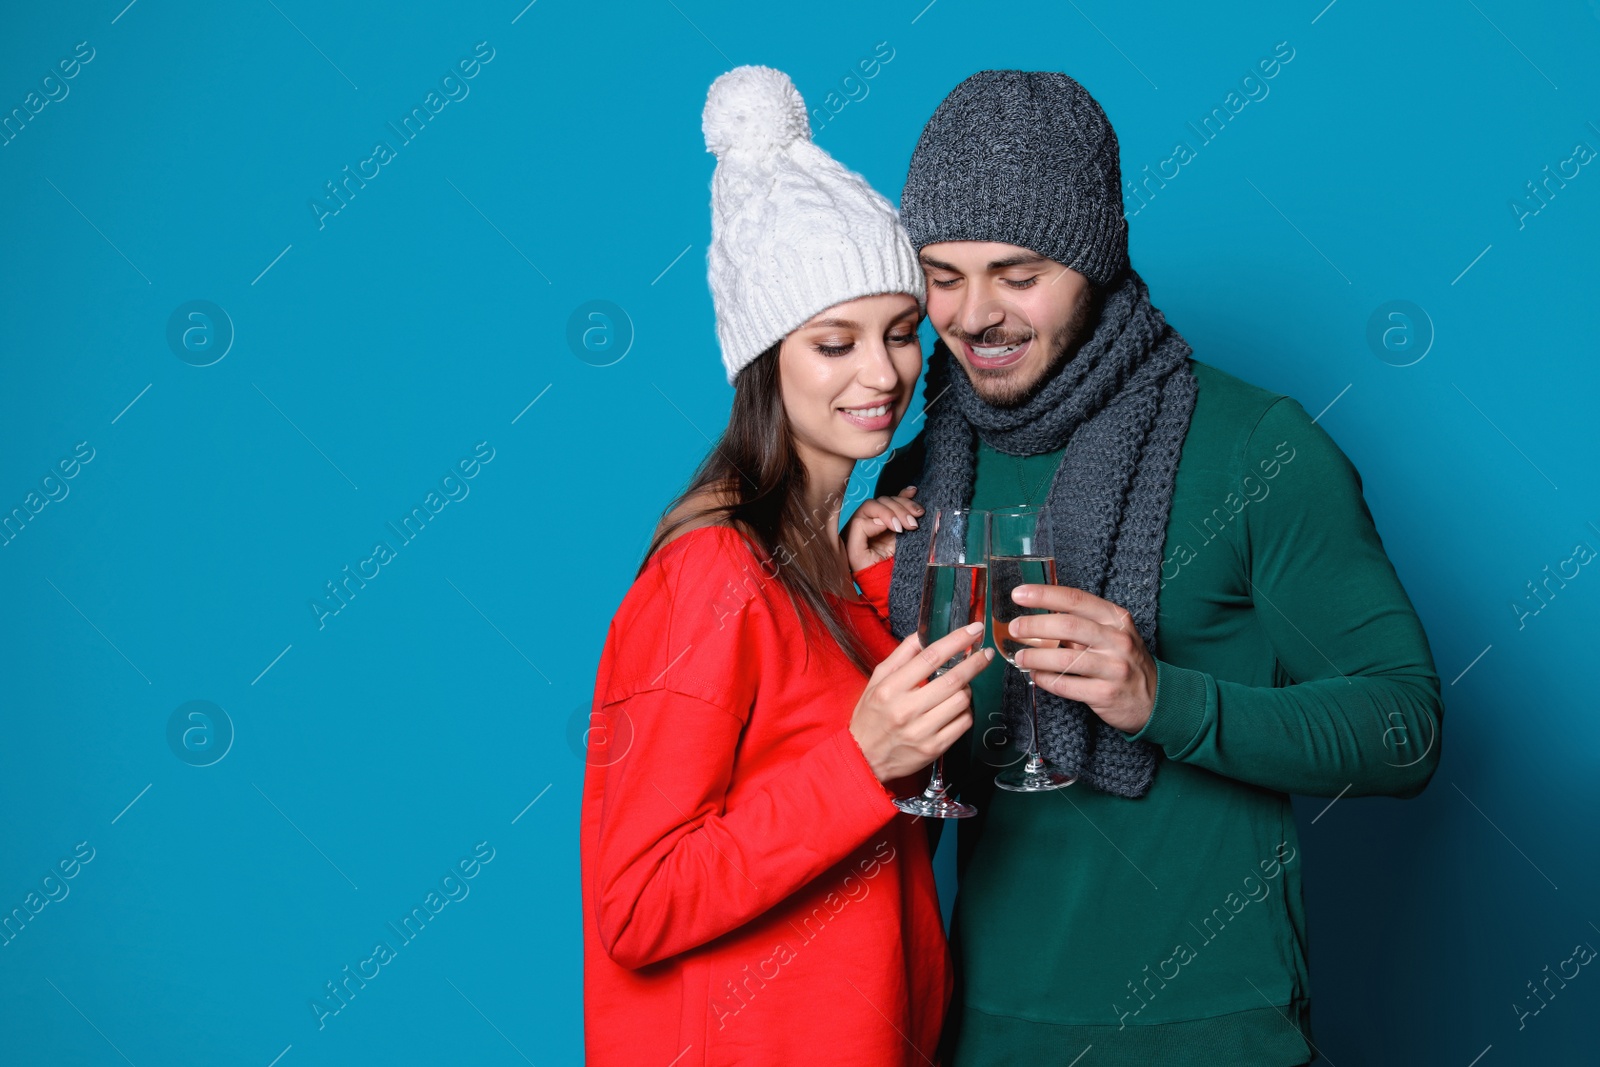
989;555;1059;665
987;507;1077;792
918;560;988;674
894;507;987;819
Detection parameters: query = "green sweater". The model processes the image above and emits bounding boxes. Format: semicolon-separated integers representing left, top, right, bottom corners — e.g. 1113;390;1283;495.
874;359;1442;1066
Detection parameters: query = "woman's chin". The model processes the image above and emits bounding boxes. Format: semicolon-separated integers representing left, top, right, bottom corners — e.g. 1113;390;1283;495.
844;427;900;460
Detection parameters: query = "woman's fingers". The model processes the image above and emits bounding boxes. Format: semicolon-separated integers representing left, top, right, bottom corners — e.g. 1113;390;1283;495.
857;491;925;533
860;506;902;533
878;492;924;531
844;505;886;560
912;647;992;711
943;643;993;688
905;686;975;765
937;638;995;684
928;699;975;755
893;622;985;690
854;500;900;533
872;630;930;683
889;644;992;729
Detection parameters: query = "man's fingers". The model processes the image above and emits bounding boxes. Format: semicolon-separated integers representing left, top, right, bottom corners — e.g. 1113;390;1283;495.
1010;582;1126;628
1033;668;1111;708
1009;610;1097;647
1017;645;1110;680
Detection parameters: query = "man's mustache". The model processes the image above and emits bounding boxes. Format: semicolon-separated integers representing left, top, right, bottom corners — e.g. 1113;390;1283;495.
948;323;1034;348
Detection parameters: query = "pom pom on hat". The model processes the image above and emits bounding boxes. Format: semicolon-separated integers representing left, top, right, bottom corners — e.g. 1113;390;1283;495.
703;65;810;157
703;65;924;385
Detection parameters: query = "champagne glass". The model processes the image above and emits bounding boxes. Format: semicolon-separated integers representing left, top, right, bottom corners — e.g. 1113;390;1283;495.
892;507;987;819
987;506;1077;792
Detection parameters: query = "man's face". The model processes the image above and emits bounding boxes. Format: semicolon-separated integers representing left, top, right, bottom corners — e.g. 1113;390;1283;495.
919;241;1095;408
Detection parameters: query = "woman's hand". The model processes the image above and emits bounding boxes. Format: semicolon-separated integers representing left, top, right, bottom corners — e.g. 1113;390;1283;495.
843;486;924;573
849;621;994;783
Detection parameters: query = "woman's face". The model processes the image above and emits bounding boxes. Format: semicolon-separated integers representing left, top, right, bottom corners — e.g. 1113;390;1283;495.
778;292;923;467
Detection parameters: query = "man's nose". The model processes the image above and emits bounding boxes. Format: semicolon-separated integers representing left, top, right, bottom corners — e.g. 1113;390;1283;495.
957;290;1009;341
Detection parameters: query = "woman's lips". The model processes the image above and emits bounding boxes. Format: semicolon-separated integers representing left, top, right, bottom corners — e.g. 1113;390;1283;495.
838;401;893;431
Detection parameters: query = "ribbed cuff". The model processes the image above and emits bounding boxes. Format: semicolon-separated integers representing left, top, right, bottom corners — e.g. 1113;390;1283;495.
851;555;897;619
831;727;898;812
1123;659;1210;754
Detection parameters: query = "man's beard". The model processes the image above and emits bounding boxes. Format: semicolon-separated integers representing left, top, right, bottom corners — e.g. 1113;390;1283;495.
951;286;1096;409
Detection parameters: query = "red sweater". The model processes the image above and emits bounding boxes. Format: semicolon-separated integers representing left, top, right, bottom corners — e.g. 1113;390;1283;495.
580;526;949;1066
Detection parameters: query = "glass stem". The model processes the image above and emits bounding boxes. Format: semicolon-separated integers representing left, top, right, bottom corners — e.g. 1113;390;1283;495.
1023;670;1044;774
924;665;950;799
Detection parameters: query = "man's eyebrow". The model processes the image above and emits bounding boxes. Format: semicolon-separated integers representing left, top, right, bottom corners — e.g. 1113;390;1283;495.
800;307;919;330
919;252;1051;272
986;252;1049;270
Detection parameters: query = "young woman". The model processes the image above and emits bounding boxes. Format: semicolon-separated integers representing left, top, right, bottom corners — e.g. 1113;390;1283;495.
579;67;993;1066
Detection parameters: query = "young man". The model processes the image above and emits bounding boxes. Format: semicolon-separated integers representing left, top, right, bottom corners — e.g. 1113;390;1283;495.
872;71;1442;1065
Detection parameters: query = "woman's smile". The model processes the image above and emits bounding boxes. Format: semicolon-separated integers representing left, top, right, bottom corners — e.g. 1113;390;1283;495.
838;399;896;431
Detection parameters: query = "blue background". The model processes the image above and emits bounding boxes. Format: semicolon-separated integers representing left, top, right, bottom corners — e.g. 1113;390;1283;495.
2;0;1597;1063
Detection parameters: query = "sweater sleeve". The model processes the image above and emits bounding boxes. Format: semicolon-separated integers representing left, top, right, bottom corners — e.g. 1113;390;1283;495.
1125;398;1443;799
590;528;899;970
852;554;898;622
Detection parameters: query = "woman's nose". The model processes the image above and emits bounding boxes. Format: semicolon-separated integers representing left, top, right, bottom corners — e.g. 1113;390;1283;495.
860;342;898;389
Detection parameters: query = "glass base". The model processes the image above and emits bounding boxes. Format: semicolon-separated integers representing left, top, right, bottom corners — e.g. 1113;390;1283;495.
894;792;977;819
994;754;1077;792
893;778;976;819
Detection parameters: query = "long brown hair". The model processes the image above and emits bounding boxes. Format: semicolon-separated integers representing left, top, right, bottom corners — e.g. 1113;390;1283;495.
638;340;875;676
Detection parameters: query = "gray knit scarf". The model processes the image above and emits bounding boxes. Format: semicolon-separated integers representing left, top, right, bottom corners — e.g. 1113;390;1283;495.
885;267;1197;799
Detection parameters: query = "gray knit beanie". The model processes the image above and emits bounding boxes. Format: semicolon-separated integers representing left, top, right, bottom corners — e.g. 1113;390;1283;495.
900;70;1128;285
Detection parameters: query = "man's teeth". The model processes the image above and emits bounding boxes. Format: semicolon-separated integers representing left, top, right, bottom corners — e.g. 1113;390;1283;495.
972;343;1022;358
843;404;890;418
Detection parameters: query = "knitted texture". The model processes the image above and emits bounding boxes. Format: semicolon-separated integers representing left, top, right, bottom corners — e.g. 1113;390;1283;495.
703;66;924;385
884;269;1197;799
900;70;1128;286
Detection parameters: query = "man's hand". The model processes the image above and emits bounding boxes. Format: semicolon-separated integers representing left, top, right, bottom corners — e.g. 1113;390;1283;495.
1007;583;1158;734
844;486;923;573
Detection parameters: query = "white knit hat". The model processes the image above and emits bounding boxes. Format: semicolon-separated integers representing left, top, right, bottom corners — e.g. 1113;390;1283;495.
703;66;925;386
